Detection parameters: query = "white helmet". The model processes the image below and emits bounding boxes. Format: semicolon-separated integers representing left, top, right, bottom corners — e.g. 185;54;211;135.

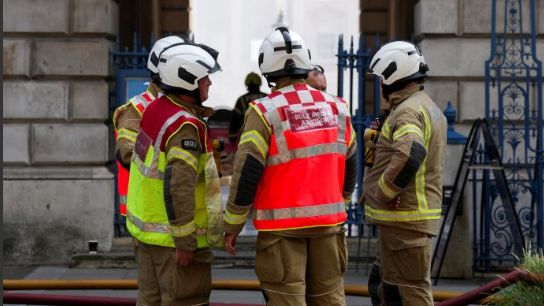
368;41;428;86
147;36;186;74
258;27;312;80
157;43;221;91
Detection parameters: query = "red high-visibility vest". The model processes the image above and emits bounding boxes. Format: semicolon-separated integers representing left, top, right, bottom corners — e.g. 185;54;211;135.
114;90;156;216
251;83;351;231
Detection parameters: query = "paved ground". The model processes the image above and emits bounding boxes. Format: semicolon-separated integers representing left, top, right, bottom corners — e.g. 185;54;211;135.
4;265;494;306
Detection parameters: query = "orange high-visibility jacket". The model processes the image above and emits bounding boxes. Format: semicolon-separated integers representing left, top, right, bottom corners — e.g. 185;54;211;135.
113;90;156;216
251;84;351;230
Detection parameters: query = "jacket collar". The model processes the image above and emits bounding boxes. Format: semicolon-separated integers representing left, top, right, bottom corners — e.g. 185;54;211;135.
165;94;215;119
147;83;160;98
388;82;423;110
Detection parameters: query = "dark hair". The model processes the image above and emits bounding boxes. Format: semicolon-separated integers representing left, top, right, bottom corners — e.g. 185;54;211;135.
313;65;325;74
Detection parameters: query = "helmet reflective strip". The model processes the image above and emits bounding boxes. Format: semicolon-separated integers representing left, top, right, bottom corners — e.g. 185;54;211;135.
150;52;160;67
178;67;198;84
273;45;303;52
276;27;293;54
370;58;381;71
382;62;397;80
196;59;212;71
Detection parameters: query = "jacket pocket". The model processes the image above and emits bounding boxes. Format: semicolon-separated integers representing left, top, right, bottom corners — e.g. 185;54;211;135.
381;228;431;282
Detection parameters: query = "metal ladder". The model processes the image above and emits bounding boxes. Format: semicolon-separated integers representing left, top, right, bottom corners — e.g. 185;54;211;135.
431;119;525;285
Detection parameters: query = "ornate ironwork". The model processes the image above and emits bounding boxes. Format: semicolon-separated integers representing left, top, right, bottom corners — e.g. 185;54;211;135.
113;33;150;71
481;0;543;270
337;34;380;237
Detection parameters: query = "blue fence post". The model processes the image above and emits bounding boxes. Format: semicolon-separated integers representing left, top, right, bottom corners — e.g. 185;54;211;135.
444;102;467;145
337;35;346;98
348;36;355;112
337;33;383;238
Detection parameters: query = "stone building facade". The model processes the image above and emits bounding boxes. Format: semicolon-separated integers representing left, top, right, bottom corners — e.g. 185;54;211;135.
3;0;119;264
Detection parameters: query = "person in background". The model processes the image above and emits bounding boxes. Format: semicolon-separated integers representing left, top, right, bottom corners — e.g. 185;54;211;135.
229;72;267;144
306;64;327;91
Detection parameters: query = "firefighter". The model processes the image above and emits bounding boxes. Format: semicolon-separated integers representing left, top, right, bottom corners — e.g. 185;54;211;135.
360;41;447;306
306;64;327;91
112;35;185;217
125;42;223;306
223;27;358;306
229;72;267;144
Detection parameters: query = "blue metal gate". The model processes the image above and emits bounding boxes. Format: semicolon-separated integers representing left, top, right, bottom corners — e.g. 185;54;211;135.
111;34;151;236
480;0;543;270
336;34;382;238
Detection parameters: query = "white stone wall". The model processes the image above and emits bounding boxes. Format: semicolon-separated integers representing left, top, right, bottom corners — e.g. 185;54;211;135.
2;0;118;265
416;0;544;277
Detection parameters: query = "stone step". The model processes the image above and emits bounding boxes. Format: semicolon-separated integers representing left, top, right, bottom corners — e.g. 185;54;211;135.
71;236;377;269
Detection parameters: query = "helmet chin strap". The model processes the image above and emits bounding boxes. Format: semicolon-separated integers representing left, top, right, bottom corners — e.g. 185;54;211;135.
263;75;275;89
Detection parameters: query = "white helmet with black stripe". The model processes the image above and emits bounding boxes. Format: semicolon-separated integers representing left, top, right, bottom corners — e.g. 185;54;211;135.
147;36;186;74
368;41;429;87
258;27;312;82
157;43;221;91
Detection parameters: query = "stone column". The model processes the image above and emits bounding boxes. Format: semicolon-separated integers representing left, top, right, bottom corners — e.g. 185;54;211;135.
3;0;118;265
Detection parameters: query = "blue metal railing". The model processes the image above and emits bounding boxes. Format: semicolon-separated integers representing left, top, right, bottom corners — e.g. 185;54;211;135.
480;0;543;270
337;34;382;237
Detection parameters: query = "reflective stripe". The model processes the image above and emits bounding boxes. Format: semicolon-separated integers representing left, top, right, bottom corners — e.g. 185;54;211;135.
224;209;250;225
117;128;137;142
378;175;399;199
240;130;269;158
249;104;272;134
268;110;291;163
131;154;164;179
255;201;345;221
119;195;127;204
259;95;291;163
134;108;196;178
365;205;442;221
170;220;197;237
127;211;198;237
267;142;347;166
416;105;432;210
167;147;198;171
392;124;424;141
132;94;151;109
334;100;348;143
149;110;193;173
382;121;391;140
142;91;155;102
